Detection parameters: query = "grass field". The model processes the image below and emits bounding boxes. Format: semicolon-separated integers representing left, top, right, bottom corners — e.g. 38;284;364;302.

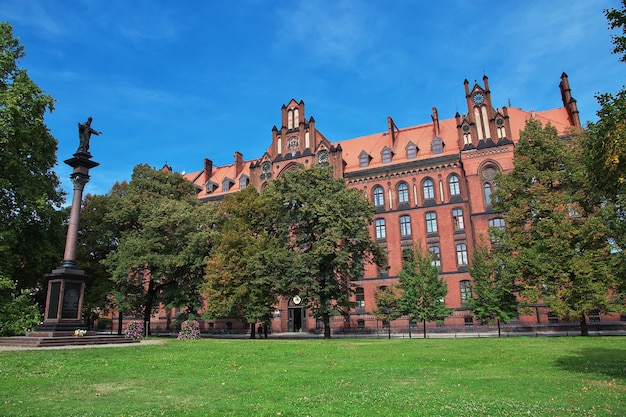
0;336;624;416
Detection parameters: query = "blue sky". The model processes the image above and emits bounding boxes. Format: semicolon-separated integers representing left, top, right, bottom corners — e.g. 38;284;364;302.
3;1;626;198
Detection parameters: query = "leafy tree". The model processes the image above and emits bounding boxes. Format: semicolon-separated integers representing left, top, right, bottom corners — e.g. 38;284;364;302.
372;286;403;339
0;277;40;336
203;187;288;338
264;164;386;338
468;241;518;337
0;22;66;302
102;164;217;334
606;1;626;62
396;244;450;339
492;120;619;335
76;182;127;329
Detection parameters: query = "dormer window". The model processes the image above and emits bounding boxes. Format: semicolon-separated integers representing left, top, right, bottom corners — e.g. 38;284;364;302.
239;175;249;190
358;150;371;167
406;141;418;159
222;177;235;192
206;181;218;194
381;146;393;164
432;137;444;154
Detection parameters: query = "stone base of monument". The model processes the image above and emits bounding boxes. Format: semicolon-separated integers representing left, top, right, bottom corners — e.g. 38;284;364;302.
0;334;138;348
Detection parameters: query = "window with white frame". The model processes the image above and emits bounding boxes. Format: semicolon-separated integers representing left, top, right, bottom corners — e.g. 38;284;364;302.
449;175;460;196
423;179;435;200
426;212;438;233
397;182;409;204
373;185;384;207
400;215;412;237
456;243;468;266
429;246;441;269
375;218;386;240
452;208;464;231
460;280;472;305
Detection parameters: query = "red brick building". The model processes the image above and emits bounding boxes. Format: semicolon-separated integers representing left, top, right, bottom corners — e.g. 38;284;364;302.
150;73;618;333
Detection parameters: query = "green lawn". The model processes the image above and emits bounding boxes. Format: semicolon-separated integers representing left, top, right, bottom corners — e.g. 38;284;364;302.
0;336;624;416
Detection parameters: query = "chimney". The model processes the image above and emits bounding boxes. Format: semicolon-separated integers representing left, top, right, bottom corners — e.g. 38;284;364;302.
234;151;243;177
204;158;213;184
559;72;581;127
431;107;440;136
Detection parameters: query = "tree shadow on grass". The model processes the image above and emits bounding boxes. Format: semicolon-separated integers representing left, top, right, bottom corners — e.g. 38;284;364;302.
554;347;626;382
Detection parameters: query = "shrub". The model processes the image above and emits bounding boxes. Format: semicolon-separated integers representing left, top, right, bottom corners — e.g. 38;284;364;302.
177;319;201;340
124;320;145;340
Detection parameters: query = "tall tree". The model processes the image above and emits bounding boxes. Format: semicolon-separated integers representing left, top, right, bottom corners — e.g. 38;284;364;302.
396;244;450;339
582;2;626;301
468;241;518;337
102;164;217;334
492;120;619;335
203;187;288;338
264;164;386;338
76;182;127;328
0;22;66;301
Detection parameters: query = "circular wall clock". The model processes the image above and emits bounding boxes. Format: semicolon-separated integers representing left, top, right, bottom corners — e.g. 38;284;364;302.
293;295;302;305
473;93;485;104
318;150;329;163
262;161;271;173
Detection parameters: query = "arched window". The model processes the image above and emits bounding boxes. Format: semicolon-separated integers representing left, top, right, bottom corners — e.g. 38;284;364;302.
400;215;411;237
375;218;386;240
373;185;384;207
287;110;293;129
397;182;409;204
426;212;438;233
293;108;299;127
448;175;460;196
423;179;435;200
452;208;464;231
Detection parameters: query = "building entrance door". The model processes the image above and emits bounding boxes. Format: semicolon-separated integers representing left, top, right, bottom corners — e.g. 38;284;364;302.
288;308;304;332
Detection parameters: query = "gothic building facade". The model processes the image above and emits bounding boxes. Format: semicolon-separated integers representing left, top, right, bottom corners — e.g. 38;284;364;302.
158;73;603;333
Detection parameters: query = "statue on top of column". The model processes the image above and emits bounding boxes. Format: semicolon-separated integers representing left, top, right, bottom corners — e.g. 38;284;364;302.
76;117;102;155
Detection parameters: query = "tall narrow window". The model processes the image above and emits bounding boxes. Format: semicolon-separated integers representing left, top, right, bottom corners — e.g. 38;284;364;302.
452;208;464;231
293;108;299;127
397;182;409;204
287;110;293;129
400;215;412;237
423;179;435;200
456;243;468;266
460;280;472;306
426;212;438;233
373;185;384;207
448;175;460;196
484;183;492;205
355;287;365;310
375;219;386;240
429;246;441;269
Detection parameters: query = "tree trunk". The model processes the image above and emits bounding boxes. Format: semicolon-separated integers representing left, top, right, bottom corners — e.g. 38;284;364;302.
497;318;501;338
250;322;255;339
423;319;427;339
580;314;589;336
408;315;412;339
117;312;123;335
323;313;331;339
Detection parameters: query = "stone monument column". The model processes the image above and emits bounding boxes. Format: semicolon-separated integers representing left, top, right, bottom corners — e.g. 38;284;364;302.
32;118;101;335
